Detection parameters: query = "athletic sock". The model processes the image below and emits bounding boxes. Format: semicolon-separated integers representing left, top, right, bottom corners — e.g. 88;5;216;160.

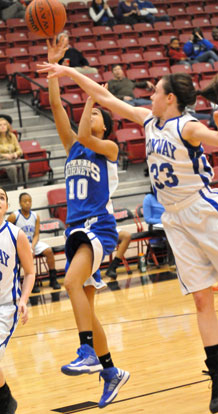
79;331;93;348
99;352;114;369
205;344;218;359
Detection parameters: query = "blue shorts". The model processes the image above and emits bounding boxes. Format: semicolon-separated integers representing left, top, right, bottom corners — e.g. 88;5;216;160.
65;214;118;289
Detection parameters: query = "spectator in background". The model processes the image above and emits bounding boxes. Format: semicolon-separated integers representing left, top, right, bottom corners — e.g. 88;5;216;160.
58;32;98;74
0;0;25;20
106;230;131;279
7;192;61;293
116;0;140;25
108;64;153;106
212;27;218;52
183;27;218;68
89;0;116;26
167;37;193;67
0;117;28;189
135;0;169;24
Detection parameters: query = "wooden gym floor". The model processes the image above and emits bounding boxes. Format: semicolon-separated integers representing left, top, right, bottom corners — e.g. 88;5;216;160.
3;264;215;414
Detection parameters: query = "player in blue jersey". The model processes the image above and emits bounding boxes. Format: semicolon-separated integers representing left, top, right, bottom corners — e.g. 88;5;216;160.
37;40;218;413
44;38;129;409
0;187;35;414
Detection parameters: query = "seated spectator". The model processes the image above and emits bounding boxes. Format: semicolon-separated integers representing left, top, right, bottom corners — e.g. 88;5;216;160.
143;187;175;266
7;192;61;293
167;37;193;67
0;116;28;189
135;0;169;25
106;230;131;279
0;0;25;20
116;0;140;25
89;0;116;26
212;27;218;52
108;64;153;106
183;27;218;68
58;32;98;74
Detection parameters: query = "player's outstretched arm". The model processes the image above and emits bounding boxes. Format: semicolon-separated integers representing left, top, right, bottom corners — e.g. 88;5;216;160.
38;61;151;127
46;38;77;154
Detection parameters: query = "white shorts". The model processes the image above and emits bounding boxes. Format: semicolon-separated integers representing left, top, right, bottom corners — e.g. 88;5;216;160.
34;241;50;256
162;187;218;295
0;304;18;361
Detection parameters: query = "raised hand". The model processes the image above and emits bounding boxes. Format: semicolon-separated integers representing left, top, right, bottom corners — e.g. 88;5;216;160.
47;36;68;64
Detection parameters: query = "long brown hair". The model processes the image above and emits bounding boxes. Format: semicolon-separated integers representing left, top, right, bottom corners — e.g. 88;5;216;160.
162;73;218;112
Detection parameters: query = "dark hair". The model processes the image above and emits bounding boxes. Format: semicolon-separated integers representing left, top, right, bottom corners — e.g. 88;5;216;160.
162;73;218;112
19;192;31;203
91;0;104;14
192;27;204;42
99;108;113;139
0;187;8;203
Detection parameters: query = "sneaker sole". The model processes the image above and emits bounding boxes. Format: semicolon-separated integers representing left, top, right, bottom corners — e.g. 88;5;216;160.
99;371;130;408
61;364;103;376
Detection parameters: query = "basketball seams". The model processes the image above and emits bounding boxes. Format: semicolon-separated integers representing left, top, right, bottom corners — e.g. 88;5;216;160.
45;0;55;36
25;0;66;38
34;0;48;36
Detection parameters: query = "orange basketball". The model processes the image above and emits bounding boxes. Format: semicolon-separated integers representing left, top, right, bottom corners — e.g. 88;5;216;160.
25;0;66;38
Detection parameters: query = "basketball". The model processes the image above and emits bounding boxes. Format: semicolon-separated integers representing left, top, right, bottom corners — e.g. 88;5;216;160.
25;0;66;38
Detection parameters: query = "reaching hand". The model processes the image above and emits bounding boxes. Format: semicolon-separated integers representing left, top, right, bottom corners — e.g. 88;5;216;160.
47;36;68;64
18;300;28;325
37;62;68;78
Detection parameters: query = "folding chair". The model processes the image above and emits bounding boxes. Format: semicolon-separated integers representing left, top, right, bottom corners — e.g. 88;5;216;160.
116;38;139;53
186;5;206;17
5;47;30;64
5;32;29;48
70;27;95;42
61;92;84;123
121;52;145;69
126;68;150;82
113;24;135;38
95;39;121;55
6;62;32;94
47;188;67;224
76;41;99;57
20;140;54;183
143;50;169;67
92;25;114;40
138;36;163;53
115;128;145;169
133;22;158;37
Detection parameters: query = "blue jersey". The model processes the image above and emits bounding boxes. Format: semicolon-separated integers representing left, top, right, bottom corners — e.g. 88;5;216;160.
144;112;213;206
65;141;118;224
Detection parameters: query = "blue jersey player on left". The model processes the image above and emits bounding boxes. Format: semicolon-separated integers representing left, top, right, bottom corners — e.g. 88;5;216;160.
46;36;129;409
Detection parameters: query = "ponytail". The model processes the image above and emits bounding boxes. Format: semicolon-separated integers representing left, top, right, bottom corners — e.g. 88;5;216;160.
196;74;218;105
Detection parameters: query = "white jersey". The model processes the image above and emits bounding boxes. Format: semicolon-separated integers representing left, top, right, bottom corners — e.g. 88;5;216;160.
14;209;37;243
0;220;21;305
144;112;214;207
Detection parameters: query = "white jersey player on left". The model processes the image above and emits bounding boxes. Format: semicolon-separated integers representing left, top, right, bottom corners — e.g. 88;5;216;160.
0;187;35;414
